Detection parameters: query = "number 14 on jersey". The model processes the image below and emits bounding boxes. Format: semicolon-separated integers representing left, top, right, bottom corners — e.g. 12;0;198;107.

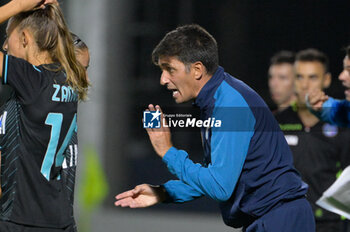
41;113;77;180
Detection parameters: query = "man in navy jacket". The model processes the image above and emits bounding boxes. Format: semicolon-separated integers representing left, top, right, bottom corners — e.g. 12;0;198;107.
115;24;315;232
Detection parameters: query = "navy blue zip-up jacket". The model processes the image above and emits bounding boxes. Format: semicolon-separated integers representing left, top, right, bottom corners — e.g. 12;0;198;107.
162;67;308;228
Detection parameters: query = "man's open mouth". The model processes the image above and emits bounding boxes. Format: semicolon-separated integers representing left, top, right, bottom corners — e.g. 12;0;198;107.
168;88;179;97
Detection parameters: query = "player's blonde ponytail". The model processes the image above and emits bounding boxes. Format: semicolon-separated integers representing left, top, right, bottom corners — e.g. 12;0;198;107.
8;4;89;100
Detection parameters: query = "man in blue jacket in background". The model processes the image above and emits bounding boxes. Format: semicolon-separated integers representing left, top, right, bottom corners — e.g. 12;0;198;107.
307;45;350;127
115;24;315;232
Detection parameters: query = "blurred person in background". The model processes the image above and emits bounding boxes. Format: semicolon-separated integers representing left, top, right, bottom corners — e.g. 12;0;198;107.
268;50;296;113
115;24;315;232
72;33;90;72
307;45;350;127
275;48;350;232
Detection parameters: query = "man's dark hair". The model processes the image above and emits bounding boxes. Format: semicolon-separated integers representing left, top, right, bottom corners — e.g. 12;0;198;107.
152;24;219;75
295;48;329;73
270;51;295;65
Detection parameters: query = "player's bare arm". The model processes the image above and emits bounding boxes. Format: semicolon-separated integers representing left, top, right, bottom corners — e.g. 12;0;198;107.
307;89;329;111
0;0;59;24
114;184;167;208
145;104;172;158
0;0;58;77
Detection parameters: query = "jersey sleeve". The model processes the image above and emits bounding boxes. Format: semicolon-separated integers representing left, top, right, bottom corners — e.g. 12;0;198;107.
309;98;350;128
2;54;46;104
330;99;350;127
163;180;203;203
162;106;256;202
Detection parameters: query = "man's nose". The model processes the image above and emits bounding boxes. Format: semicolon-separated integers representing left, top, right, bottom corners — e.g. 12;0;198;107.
160;72;169;86
300;79;309;89
338;70;347;81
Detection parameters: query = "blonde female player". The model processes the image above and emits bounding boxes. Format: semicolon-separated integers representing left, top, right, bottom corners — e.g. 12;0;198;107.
0;0;89;231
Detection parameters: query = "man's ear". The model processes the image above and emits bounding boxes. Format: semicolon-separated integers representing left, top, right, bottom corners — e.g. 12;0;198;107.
21;29;30;48
193;62;205;80
323;72;332;89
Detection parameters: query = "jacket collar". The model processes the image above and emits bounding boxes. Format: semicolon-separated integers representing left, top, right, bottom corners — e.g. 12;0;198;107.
193;66;224;109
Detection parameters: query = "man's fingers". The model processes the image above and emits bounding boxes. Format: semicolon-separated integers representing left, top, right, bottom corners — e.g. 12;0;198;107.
308;90;328;106
157;105;167;128
114;198;135;207
115;189;135;200
309;96;319;105
144;108;154;133
309;92;322;105
154;105;169;129
115;185;148;208
132;186;142;195
148;104;155;111
155;105;162;112
311;93;328;106
35;0;56;10
33;4;45;10
309;92;328;111
146;104;166;130
314;101;324;109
